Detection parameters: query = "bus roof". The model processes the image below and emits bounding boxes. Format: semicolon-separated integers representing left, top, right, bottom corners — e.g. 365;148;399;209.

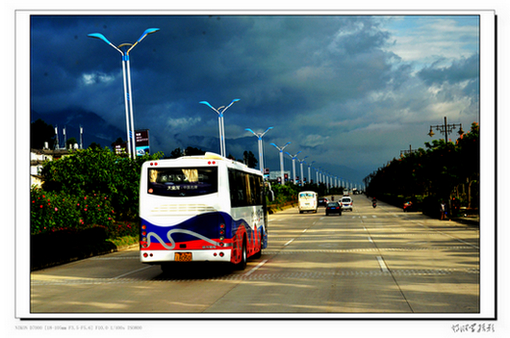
147;152;261;176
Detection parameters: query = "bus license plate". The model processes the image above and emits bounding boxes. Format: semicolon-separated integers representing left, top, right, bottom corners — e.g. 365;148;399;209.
175;252;192;262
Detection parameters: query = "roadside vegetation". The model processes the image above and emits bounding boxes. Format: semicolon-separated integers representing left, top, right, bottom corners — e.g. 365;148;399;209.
31;147;163;249
365;122;479;218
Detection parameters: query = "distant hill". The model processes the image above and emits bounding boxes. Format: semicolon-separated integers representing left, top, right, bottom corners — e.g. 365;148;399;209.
31;109;125;149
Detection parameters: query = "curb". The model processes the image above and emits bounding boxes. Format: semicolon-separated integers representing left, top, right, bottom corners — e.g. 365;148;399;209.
449;217;480;227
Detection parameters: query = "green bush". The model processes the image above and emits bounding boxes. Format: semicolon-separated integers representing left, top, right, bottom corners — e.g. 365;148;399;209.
270;184;299;205
30;189;114;235
33;147;163;237
40;147;163;220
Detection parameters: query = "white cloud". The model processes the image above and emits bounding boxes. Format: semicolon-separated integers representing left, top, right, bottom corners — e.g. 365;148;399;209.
301;134;330;147
81;72;115;86
383;16;479;69
166;116;202;128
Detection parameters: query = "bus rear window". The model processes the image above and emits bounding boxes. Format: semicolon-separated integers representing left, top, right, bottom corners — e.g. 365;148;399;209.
148;167;218;197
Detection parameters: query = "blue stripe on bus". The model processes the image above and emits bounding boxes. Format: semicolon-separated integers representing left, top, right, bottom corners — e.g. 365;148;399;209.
141;212;255;243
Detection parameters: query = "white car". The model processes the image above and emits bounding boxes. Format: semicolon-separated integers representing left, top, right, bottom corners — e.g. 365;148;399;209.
340;197;353;211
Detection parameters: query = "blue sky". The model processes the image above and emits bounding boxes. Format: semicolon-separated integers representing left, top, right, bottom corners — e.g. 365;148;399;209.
29;13;481;185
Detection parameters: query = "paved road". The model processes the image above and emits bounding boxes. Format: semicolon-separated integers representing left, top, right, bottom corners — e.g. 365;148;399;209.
31;195;479;315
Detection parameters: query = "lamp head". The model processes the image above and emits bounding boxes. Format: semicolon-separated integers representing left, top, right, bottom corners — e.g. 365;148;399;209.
88;33;112;45
137;28;160;42
199;101;214;109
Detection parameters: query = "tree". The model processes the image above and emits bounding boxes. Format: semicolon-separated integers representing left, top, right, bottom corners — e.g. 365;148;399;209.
184;146;205;156
40;147;163;220
88;142;102;150
168;147;205;159
366;122;479;212
66;137;78;150
31;119;55;149
111;137;125;147
169;148;183;158
243;151;258;169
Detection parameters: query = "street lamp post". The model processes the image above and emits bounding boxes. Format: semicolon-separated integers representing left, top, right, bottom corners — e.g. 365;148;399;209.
285;151;302;185
88;28;160;159
271;142;291;185
246;127;273;175
308;161;315;185
428;116;464;142
200;99;240;157
299;156;308;186
400;144;417;158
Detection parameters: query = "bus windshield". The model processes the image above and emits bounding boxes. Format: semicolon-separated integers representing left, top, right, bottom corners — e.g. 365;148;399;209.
148;167;218;197
299;192;315;198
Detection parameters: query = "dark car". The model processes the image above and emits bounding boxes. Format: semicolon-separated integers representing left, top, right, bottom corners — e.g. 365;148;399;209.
326;202;342;216
318;197;329;207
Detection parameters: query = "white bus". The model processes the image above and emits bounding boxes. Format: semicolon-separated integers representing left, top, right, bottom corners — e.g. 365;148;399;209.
298;191;318;213
139;153;270;271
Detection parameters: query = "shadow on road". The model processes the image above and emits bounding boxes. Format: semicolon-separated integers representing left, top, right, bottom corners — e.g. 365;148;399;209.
151;262;237;280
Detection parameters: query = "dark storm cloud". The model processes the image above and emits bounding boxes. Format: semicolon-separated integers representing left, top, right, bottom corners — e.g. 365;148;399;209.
417;53;479;86
30;14;481;184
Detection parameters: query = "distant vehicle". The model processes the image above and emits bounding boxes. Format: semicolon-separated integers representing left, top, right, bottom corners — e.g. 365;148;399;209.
318;197;329;207
326;202;342;216
341;197;353;211
298;191;318;213
403;201;413;212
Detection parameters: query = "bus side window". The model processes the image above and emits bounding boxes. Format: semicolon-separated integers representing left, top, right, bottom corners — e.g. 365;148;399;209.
229;169;238;207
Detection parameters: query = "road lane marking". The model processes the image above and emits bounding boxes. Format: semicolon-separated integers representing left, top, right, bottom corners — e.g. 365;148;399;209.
363;227;374;242
284;239;295;246
244;259;268;277
376;256;389;272
113;265;154;279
